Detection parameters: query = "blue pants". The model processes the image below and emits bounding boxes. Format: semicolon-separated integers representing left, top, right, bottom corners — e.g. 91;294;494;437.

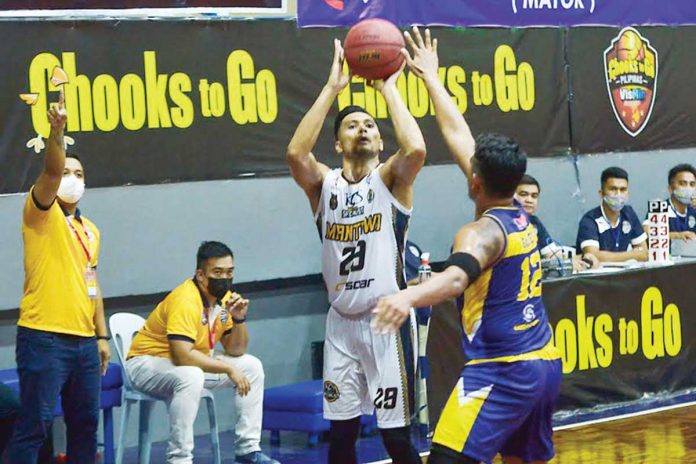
5;327;100;464
432;358;562;464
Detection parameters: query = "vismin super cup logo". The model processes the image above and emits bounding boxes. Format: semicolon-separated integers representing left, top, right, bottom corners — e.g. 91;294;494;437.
603;27;658;137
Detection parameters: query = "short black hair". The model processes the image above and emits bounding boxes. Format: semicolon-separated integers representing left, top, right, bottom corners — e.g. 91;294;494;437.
196;241;234;270
472;133;526;197
518;174;540;191
66;152;83;166
334;105;371;138
601;167;628;187
668;163;696;184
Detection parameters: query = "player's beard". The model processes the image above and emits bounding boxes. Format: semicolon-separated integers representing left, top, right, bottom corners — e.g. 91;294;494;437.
353;144;378;159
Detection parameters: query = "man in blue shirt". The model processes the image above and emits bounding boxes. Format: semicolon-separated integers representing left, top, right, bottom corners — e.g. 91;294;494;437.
516;175;598;271
576;167;647;263
661;164;696;240
515;175;557;256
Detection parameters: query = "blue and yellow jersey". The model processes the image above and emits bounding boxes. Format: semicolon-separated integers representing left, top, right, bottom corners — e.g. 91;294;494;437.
457;204;557;363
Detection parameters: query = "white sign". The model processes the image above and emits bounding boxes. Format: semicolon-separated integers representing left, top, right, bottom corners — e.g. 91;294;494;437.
647;200;670;263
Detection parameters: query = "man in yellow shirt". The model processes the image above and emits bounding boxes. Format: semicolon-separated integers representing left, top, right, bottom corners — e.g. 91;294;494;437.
127;241;278;464
6;89;111;463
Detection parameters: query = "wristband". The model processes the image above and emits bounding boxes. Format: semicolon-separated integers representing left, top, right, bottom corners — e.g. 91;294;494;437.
232;317;246;324
97;335;111;341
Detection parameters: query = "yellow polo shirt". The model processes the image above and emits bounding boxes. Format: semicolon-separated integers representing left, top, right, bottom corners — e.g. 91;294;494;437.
19;188;100;337
128;279;234;359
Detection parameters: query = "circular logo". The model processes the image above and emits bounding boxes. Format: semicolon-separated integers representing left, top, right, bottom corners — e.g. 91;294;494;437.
522;304;536;323
689;216;696;229
323;381;340;403
622;220;631;234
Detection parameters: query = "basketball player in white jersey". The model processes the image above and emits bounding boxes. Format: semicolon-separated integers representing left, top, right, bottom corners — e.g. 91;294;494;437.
286;39;426;464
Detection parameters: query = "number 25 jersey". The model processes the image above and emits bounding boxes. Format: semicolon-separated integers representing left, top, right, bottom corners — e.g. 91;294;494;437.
315;166;410;317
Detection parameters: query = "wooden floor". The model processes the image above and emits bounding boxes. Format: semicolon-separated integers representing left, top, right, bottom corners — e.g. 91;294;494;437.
418;405;696;464
493;405;696;463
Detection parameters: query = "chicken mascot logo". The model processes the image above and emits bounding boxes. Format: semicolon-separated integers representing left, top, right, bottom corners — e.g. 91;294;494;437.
603;27;658;137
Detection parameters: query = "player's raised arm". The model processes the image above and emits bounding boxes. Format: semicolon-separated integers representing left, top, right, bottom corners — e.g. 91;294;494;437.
287;39;349;212
372;217;504;334
403;27;476;183
33;88;68;208
373;65;427;206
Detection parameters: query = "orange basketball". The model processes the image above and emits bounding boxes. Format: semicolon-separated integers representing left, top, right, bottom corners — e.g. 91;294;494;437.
344;18;405;81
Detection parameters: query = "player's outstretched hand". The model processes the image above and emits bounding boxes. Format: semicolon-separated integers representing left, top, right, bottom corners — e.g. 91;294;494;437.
402;26;439;80
326;38;351;94
371;293;411;335
47;87;68;133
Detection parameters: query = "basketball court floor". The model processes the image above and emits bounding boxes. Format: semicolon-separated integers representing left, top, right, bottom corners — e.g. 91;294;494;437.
122;402;696;463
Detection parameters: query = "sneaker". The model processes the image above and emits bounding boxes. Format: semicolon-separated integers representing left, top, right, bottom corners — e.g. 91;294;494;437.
234;450;281;464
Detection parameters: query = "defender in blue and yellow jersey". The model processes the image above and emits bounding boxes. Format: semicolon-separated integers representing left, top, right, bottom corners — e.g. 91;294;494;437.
373;35;561;464
460;204;553;363
374;135;562;464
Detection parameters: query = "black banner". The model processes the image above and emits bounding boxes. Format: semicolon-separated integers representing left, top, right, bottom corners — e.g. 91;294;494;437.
569;26;696;153
0;21;567;193
427;261;696;424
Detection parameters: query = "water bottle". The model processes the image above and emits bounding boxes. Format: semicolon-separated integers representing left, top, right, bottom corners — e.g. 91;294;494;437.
418;252;431;283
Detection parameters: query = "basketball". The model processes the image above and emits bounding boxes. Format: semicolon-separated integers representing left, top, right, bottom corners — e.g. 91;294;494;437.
344;18;405;81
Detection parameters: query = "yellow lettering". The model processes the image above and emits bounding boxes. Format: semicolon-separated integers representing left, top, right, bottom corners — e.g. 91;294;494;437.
169;72;193;128
62;52;94;132
494;45;519;112
555;318;577;374
227;50;258;124
28;53;61;137
576;295;598;371
517;62;535;111
256;69;278;123
92;74;119;132
407;73;429;118
209;82;226;117
447;66;467;114
641;286;665;360
119;73;146;131
663;303;682;357
144;51;172;129
594;313;613;368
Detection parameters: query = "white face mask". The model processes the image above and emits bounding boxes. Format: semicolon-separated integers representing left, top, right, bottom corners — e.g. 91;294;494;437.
57;174;85;204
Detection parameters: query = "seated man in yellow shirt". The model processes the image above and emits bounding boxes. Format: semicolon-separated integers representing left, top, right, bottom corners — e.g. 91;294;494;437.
127;241;278;464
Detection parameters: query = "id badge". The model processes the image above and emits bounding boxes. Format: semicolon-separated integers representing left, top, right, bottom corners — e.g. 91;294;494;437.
85;266;98;299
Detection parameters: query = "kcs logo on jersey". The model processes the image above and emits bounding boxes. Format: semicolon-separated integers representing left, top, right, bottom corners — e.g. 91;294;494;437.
603;27;658;137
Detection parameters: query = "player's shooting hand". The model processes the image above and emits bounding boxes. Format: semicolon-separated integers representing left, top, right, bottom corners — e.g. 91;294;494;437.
371;293;411;335
47;87;68;133
224;292;249;320
227;367;251;396
402;27;439;80
369;60;405;93
327;39;351;94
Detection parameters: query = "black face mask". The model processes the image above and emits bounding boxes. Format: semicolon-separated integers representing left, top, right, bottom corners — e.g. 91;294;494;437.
207;277;233;300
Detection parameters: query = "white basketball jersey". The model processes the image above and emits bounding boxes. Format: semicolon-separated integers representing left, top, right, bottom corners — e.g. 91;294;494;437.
315;166;411;316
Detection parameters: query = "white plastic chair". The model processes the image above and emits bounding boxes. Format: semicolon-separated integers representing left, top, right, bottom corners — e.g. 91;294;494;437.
109;313;222;464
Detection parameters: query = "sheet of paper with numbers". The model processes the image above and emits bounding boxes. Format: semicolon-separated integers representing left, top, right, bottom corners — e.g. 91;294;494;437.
647;200;670;263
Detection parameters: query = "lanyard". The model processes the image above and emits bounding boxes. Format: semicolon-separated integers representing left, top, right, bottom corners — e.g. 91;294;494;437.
65;216;92;264
205;308;218;352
